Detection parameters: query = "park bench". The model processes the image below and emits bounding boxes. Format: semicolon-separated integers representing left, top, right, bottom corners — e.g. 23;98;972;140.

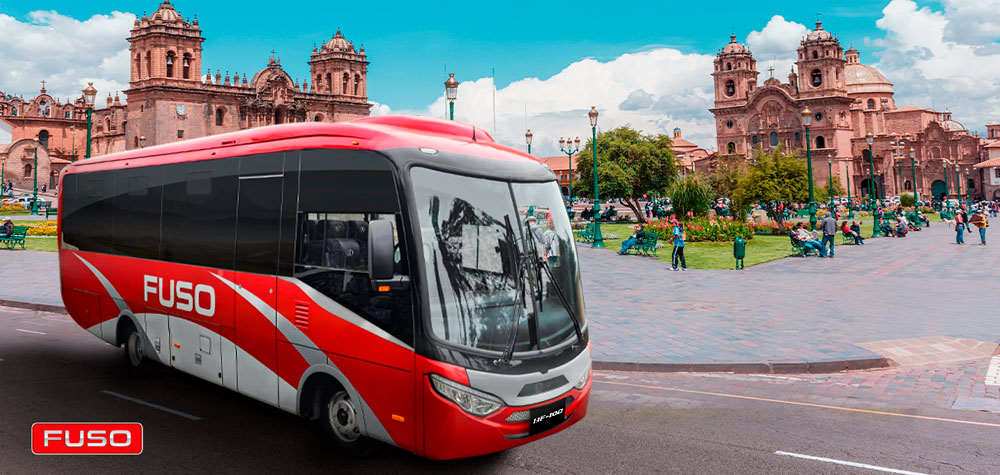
0;225;28;250
841;229;855;244
623;232;659;256
45;206;58;219
789;232;820;257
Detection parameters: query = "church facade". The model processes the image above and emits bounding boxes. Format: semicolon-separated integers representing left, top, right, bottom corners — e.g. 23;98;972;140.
1;0;371;191
710;22;991;201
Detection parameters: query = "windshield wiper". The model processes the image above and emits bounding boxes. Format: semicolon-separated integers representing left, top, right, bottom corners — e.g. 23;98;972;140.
497;216;527;366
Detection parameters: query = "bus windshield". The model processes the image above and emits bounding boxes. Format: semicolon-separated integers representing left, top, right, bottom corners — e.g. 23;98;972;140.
411;167;585;358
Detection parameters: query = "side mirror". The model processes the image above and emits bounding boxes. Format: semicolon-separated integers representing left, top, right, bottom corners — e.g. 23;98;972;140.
368;219;394;280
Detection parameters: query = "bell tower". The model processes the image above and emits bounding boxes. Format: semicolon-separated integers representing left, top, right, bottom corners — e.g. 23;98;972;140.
712;35;758;108
795;22;846;99
127;0;204;87
308;29;369;100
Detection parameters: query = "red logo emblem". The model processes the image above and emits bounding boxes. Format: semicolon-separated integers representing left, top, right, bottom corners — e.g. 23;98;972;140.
31;423;143;455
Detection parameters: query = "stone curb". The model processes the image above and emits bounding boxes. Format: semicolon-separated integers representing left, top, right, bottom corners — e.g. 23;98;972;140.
0;301;893;374
594;357;891;375
0;299;68;315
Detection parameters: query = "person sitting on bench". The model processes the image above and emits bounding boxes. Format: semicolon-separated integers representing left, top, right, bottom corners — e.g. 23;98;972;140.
793;222;827;256
617;224;645;255
841;220;864;245
0;219;13;238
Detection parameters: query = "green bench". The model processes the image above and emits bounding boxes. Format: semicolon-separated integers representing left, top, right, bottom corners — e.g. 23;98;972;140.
623;232;659;256
789;233;820;257
795;209;810;218
0;225;28;250
45;207;58;219
575;222;597;243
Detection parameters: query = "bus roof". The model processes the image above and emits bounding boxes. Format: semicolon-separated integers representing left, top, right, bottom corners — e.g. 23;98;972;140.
65;115;541;174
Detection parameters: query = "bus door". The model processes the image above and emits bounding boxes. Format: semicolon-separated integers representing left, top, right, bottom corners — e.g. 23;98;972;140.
233;154;285;406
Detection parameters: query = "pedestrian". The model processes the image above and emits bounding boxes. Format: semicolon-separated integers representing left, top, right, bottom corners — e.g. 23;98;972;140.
970;211;988;246
821;212;837;258
670;218;686;271
954;211;965;245
960;206;971;233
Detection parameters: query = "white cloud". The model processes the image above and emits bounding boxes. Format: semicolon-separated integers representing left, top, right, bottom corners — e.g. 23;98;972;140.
940;0;1000;45
0;10;134;105
379;48;719;157
873;0;1000;127
745;15;808;85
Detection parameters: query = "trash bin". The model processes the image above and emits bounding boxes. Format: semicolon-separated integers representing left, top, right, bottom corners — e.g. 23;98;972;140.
733;236;746;270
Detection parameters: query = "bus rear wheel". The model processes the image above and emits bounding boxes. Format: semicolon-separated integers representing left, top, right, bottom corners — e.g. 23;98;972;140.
122;321;154;375
319;388;376;456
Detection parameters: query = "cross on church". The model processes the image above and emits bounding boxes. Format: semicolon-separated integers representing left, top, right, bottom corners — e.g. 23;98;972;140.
767;66;774;78
40;80;46;91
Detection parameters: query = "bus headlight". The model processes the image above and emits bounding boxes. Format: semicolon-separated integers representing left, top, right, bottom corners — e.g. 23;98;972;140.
573;361;591;390
430;374;504;417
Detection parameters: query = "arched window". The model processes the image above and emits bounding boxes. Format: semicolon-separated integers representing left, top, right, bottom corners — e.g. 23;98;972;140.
166;51;175;77
930;147;941;159
315;75;322;92
867;99;875;109
146;51;152;78
135;55;142;79
811;69;822;87
816;136;826;148
134;136;139;148
216;107;225;126
342;73;350;95
752;136;759;146
314;113;324;122
105;118;112;132
724;80;735;97
326;73;332;93
812;51;818;59
182;54;191;79
769;132;779;147
726;62;732;71
38;130;49;147
794;132;801;143
968;178;976;190
727;142;736;154
904;180;912;191
24;164;32;178
354;75;361;95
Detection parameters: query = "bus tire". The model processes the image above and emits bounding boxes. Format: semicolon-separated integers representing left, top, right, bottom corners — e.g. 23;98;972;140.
121;320;155;375
319;386;376;457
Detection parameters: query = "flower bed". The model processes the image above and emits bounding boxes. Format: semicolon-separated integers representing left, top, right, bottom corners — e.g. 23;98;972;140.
1;203;27;213
649;217;755;242
23;220;57;236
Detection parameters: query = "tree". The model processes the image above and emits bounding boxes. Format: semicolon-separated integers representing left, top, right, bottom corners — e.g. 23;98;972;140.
573;126;677;223
669;173;714;218
814;178;847;203
709;154;750;219
731;146;808;228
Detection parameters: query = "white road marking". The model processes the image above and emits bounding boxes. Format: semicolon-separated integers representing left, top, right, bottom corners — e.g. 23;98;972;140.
15;328;46;335
775;451;928;474
986;356;1000;387
101;390;202;421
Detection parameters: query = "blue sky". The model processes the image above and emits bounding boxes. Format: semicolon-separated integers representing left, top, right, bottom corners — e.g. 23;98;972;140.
3;0;998;155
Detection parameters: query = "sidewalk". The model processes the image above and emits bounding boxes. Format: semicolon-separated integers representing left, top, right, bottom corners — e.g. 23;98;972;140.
2;224;997;372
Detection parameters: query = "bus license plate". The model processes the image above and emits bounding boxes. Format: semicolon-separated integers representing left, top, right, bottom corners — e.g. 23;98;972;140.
529;398;566;435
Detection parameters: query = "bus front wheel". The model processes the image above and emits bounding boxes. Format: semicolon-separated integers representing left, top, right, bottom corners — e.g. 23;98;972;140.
319;388;376;456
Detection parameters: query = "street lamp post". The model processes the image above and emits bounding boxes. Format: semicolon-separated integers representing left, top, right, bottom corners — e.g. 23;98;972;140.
909;147;917;203
964;167;971;206
588;106;604;248
82;83;97;159
444;74;458;121
70;125;76;162
827;158;834;215
846;170;854;219
866;132;883;237
31;134;40;215
955;165;962;209
801;107;816;230
943;161;950;211
525;129;532;154
559;136;581;199
139;135;147;148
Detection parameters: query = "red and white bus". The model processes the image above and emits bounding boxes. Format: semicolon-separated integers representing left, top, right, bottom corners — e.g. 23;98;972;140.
58;116;591;459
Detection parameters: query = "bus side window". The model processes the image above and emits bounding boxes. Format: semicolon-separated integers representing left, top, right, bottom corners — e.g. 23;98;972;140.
293;149;412;345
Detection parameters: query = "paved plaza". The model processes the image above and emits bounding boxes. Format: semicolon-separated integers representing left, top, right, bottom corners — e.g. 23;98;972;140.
2;223;998;369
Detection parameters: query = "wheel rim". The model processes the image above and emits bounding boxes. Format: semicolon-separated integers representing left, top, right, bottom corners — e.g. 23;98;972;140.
327;392;360;442
127;332;143;367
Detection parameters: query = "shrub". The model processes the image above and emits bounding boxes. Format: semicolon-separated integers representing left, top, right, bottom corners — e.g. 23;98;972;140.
668;173;714;218
900;193;915;207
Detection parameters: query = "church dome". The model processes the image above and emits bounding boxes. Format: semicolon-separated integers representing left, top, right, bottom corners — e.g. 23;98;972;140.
805;21;833;41
845;62;893;94
720;34;749;55
943;119;966;131
150;0;183;23
323;29;354;52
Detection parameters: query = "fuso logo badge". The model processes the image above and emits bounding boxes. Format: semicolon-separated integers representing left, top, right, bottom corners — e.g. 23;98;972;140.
31;423;143;455
144;275;215;317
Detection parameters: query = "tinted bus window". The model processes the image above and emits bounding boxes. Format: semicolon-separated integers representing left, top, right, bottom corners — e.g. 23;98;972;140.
160;158;238;269
293;149;412;344
61;174;78;248
235;153;285;275
66;171;115;253
112;168;162;260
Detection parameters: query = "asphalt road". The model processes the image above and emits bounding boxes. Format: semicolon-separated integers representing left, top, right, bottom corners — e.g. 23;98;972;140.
2;307;997;474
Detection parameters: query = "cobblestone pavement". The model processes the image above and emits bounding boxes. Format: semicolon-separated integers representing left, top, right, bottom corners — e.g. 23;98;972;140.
580;222;1000;365
593;355;1000;415
2;223;998;367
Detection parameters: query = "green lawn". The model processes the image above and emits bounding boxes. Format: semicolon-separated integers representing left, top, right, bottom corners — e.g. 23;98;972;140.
21;237;57;252
589;223;798;270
